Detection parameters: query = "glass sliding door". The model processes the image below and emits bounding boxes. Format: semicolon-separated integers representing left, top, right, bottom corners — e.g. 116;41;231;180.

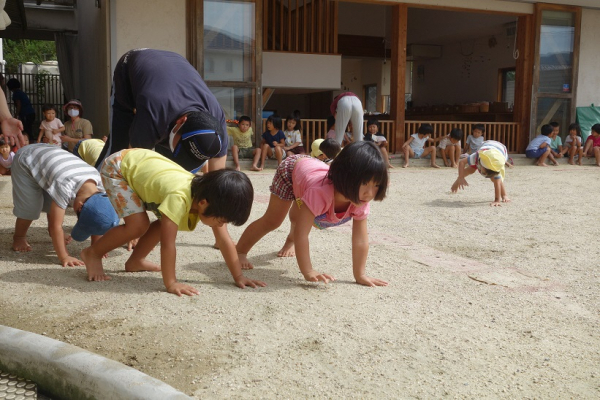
531;5;581;140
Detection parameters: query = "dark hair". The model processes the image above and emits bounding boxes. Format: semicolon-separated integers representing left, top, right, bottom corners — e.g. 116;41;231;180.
42;104;56;113
549;121;559;128
540;124;553;136
6;78;21;90
326;115;336;130
473;123;486;133
327;141;388;203
479;165;499;179
191;169;254;226
0;139;7;147
418;123;434;135
568;123;581;135
181;110;222;136
238;115;252;124
320;138;341;159
592;124;600;135
367;119;379;129
449;128;463;141
267;114;283;131
285;113;302;132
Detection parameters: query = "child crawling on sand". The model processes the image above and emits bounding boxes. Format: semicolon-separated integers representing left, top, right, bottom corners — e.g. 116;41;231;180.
11;144;119;266
451;140;510;207
236;141;389;287
81;148;265;296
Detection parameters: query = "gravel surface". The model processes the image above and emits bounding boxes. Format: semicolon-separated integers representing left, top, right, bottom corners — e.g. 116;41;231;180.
0;164;598;398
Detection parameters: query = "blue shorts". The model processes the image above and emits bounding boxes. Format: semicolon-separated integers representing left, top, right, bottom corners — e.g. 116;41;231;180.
413;148;424;158
526;148;549;159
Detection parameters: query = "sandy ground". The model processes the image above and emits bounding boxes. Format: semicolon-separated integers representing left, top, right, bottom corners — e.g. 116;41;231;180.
0;163;599;399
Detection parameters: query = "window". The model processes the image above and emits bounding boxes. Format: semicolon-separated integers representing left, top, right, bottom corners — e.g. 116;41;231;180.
498;68;515;109
364;84;377;113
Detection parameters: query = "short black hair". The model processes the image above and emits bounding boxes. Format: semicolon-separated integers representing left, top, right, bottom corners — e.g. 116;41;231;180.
479;165;499;178
568;123;581;135
238;115;252;124
540;124;553;136
327;141;388;203
285;113;302;131
367;119;379;128
473;123;486;133
0;139;7;147
418;123;434;135
320;138;341;159
6;78;20;90
42;104;56;113
449;128;463;141
267;115;283;131
326;115;336;130
592;124;600;135
191;169;254;226
549;121;559;128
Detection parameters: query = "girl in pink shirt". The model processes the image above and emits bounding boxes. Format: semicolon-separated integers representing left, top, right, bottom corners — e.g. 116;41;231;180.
237;141;389;287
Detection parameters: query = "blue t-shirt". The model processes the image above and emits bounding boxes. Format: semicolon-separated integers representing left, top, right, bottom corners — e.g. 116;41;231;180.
11;89;35;118
122;49;228;158
526;135;552;151
262;130;285;148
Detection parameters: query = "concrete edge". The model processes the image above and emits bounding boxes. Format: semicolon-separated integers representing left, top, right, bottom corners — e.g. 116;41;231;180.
0;325;191;400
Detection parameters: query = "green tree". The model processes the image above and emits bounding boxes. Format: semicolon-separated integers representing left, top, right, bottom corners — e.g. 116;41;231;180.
3;39;57;73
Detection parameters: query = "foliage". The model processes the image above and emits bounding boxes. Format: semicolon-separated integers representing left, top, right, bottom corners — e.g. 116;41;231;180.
3;39;57;74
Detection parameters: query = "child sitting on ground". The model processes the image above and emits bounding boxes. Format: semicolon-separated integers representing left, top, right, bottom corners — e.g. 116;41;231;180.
251;115;286;171
73;136;108;166
526;124;558;166
37;104;65;146
562;123;583;165
283;113;306;156
463;123;485;154
451;140;510;207
365;119;393;169
549;121;563;158
0;139;15;176
437;128;463;168
81;148;265;296
582;123;600;167
227;116;255;171
11;143;120;266
236;141;389;287
402;123;439;168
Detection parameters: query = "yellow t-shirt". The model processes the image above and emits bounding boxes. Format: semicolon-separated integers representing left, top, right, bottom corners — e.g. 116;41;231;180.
78;139;105;166
227;126;253;148
120;149;199;231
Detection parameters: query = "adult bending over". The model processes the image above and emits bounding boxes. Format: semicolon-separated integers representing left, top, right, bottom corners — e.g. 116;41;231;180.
331;92;364;145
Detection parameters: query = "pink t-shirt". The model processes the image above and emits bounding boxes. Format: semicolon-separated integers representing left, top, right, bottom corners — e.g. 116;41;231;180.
40;118;64;145
292;157;369;230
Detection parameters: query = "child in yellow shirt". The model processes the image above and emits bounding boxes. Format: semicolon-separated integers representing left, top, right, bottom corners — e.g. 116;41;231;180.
227;116;255;171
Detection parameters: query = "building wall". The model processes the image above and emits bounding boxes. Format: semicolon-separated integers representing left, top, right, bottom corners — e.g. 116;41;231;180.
576;8;600;107
411;30;516;106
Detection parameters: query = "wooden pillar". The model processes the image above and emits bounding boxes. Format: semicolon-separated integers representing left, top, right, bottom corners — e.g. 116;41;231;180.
390;4;407;153
186;0;203;73
513;14;535;153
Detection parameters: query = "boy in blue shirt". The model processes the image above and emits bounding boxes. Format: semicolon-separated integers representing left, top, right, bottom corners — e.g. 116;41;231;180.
526;124;557;166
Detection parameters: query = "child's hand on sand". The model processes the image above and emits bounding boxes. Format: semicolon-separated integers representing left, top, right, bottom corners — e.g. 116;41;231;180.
64;235;73;245
355;275;389;287
502;196;511;203
60;255;85;267
490;201;502;207
451;177;468;192
303;270;335;284
167;282;199;297
127;238;139;251
234;275;267;289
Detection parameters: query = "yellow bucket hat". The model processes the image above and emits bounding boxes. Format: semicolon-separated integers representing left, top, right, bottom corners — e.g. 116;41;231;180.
479;148;505;180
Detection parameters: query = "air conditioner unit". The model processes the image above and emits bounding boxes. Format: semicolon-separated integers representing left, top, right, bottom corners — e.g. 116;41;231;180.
406;44;442;60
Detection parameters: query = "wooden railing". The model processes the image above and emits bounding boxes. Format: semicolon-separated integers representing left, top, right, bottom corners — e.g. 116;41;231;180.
260;119;520;153
264;0;338;53
405;121;520;152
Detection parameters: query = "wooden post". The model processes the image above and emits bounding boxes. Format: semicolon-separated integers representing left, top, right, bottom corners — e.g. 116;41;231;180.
390;4;407;153
513;14;534;153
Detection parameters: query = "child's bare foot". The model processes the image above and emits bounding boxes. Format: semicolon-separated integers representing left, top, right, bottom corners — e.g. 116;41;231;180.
12;236;32;252
81;247;111;281
387;164;394;169
250;165;262;171
568;159;574;165
552;160;559;166
277;238;295;257
213;240;237;250
431;163;441;168
578;159;582;166
125;258;161;272
402;162;409;168
536;162;548;167
235;165;241;171
238;253;254;270
444;160;451;167
451;163;458;168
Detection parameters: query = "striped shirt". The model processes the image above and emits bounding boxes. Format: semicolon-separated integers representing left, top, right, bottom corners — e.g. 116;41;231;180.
16;144;104;209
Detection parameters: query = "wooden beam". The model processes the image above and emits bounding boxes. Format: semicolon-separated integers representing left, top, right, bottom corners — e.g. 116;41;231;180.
390;4;407;153
263;88;276;108
513;14;534;152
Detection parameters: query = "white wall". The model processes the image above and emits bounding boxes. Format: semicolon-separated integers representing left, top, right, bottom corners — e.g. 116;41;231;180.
262;52;341;89
576;8;600;107
110;0;186;70
411;31;516;106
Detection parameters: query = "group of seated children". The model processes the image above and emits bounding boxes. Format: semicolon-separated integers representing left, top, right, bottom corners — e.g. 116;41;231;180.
526;122;599;166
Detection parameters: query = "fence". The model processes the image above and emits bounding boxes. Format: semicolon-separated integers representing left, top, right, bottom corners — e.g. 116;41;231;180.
3;72;65;130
